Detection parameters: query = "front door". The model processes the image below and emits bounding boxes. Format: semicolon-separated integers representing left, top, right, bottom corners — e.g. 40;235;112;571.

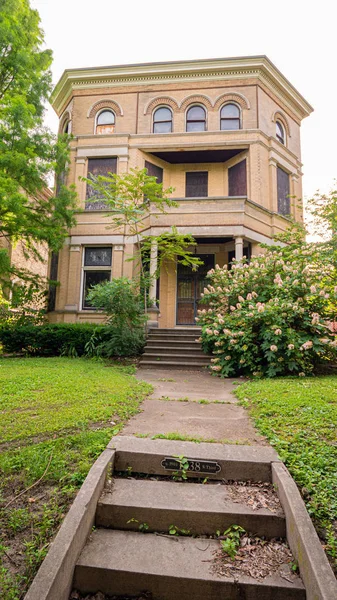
176;254;215;325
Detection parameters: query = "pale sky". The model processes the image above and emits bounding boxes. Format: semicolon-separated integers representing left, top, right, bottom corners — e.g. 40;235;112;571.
32;0;336;200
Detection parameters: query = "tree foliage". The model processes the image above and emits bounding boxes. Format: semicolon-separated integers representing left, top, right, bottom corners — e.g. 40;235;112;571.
82;167;202;309
0;0;77;289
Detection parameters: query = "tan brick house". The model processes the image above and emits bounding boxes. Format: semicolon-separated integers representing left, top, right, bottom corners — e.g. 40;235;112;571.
49;56;312;328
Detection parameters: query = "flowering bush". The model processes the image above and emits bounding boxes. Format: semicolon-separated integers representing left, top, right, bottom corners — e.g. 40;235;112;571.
197;245;337;377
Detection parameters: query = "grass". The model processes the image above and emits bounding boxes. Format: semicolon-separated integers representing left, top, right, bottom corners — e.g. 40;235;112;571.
235;375;337;571
0;357;152;599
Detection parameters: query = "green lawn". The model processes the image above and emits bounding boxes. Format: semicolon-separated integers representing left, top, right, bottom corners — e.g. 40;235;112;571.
0;357;152;600
235;376;337;572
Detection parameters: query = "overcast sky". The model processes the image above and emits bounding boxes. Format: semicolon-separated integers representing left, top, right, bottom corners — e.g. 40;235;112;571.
31;0;336;200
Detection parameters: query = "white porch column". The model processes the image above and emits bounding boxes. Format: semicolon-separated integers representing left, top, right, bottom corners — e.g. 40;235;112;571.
235;236;244;261
149;240;158;303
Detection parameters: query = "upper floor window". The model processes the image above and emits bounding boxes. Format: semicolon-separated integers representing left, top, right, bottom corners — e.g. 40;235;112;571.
86;157;117;210
96;110;115;135
186;105;206;132
153;106;172;133
63;119;72;134
185;171;208;197
276;121;285;145
277;166;290;216
220;103;240;130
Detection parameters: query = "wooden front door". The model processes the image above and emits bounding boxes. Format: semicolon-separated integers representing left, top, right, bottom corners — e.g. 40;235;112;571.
176;254;215;325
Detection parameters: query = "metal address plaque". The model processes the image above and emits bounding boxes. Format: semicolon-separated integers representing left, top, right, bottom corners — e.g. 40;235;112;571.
161;457;221;474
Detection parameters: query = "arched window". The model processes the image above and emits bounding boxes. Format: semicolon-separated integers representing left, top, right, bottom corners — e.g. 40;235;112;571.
96;110;115;135
63;119;71;134
220;103;240;130
186;105;206;132
276;120;285;145
153;106;173;133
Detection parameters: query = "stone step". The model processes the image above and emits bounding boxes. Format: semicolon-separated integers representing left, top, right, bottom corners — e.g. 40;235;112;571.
147;335;201;343
139;360;209;370
74;529;305;600
109;436;280;482
149;327;201;337
96;478;286;538
141;352;210;363
146;338;201;346
144;345;205;354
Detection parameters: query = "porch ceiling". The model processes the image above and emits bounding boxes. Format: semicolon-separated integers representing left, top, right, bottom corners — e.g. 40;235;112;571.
148;148;247;164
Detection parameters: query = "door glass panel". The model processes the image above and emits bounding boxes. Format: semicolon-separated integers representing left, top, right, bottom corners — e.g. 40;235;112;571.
176;254;214;325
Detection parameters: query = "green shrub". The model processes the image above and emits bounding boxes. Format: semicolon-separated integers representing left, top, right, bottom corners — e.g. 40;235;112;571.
198;244;337;378
0;323;104;356
86;278;146;357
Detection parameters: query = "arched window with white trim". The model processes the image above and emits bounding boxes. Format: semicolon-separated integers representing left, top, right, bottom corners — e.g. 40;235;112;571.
186;105;206;132
153;106;173;133
95;109;115;135
220;103;241;130
276;120;286;145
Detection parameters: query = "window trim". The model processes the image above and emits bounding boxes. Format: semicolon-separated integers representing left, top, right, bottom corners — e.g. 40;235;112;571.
95;108;116;135
220;102;241;130
185;104;207;132
152;105;173;133
276;120;286;145
81;246;113;310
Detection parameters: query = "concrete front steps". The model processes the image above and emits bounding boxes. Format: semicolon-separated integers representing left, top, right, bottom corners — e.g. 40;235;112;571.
140;327;211;370
26;437;337;600
73;438;305;600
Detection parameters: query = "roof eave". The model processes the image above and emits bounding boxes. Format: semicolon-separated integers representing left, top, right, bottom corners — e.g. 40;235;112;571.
50;55;313;120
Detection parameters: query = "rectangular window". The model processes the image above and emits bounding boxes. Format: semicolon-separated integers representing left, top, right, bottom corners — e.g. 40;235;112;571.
145;161;163;183
85;157;117;211
277;166;290;216
228;160;247;196
47;251;59;312
82;247;112;309
185;172;208;198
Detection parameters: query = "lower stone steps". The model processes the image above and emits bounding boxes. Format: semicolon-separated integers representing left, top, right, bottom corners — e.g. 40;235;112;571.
96;478;286;538
73;529;305;600
140;328;210;370
25;437;337;600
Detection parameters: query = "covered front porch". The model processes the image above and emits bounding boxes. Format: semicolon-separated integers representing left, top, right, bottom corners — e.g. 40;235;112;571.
148;236;251;329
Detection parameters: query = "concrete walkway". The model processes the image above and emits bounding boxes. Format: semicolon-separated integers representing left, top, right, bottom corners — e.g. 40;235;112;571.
120;368;266;445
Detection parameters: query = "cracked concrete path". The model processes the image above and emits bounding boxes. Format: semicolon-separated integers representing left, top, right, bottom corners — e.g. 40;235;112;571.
119;368;266;445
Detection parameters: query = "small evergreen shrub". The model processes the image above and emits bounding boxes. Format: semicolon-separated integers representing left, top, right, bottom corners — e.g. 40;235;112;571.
198;245;337;378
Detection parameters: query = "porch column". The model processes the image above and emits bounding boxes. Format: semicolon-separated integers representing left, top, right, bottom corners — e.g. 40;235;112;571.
149;240;158;303
235;236;244;261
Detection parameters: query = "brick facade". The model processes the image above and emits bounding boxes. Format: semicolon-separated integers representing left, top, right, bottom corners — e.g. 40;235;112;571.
49;56;313;327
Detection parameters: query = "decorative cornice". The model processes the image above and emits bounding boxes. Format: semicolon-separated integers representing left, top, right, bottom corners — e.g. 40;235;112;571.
51;56;313;121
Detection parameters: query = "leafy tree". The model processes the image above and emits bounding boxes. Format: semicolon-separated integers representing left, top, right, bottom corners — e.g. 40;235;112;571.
0;0;77;298
82;167;202;311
